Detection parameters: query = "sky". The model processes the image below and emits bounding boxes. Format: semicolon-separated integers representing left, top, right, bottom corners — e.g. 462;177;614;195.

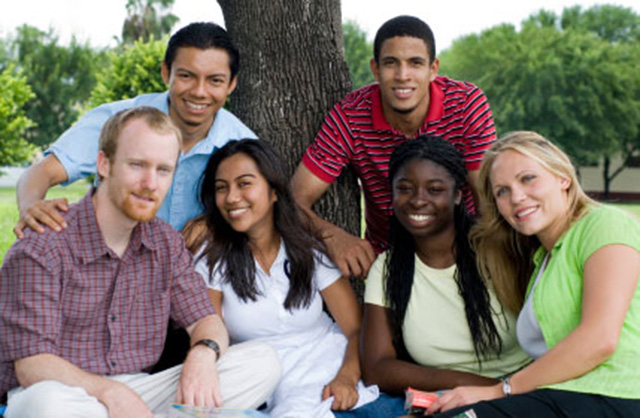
1;0;638;52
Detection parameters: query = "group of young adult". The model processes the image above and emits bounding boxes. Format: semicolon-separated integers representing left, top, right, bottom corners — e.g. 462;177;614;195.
1;12;638;418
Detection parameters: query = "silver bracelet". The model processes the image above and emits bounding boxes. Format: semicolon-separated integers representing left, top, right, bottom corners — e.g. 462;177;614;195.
501;376;512;397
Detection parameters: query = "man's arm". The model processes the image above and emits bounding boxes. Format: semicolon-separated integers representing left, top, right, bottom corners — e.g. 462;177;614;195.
15;354;152;418
14;154;70;238
291;164;375;278
177;314;230;407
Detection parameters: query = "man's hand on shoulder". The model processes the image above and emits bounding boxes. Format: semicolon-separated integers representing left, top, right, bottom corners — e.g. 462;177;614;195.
177;344;223;407
98;380;153;418
324;226;375;279
14;198;69;238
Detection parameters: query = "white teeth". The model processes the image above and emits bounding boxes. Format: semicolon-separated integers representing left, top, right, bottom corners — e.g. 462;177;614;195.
409;214;431;222
396;88;411;94
517;207;537;218
186;101;207;110
229;208;248;217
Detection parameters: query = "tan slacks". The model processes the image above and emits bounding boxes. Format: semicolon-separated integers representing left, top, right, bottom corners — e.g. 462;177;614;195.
6;341;281;418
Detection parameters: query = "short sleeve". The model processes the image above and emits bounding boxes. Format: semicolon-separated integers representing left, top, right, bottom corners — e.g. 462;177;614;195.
460;85;496;171
314;251;343;291
167;232;216;328
45;104;118;184
194;254;225;291
577;206;640;264
301;103;353;184
364;252;389;307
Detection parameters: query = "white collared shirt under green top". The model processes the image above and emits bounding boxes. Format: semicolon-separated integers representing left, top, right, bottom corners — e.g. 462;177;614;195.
365;252;530;378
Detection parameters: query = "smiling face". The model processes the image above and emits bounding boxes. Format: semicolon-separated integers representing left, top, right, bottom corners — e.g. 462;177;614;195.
97;118;180;223
392;158;461;241
161;46;237;142
214;153;278;241
371;36;439;120
490;149;571;249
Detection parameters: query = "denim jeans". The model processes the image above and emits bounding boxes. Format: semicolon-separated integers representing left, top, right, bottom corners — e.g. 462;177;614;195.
334;393;407;418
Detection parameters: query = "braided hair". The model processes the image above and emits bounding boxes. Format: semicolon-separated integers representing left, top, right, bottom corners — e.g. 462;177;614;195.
386;136;503;364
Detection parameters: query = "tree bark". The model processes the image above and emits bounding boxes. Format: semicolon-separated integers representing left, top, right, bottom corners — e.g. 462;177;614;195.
218;0;364;298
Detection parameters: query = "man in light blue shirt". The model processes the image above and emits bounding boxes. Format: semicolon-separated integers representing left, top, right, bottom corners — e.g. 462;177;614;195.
15;22;256;236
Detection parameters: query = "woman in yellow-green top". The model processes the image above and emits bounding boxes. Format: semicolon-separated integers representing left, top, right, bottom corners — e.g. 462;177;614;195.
429;131;640;417
353;137;529;418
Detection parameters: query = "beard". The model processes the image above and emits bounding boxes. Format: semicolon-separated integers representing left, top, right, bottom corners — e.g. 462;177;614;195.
120;190;160;222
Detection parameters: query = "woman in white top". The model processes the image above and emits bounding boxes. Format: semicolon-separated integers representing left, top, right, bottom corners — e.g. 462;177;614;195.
194;139;377;418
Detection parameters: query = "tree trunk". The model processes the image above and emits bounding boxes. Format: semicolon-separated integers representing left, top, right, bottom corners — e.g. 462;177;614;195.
603;156;611;201
218;0;364;298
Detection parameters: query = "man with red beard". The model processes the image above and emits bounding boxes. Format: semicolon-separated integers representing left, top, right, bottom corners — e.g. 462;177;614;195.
0;107;280;418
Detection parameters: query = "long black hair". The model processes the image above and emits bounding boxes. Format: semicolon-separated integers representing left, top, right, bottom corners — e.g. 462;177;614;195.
198;139;321;310
385;136;503;364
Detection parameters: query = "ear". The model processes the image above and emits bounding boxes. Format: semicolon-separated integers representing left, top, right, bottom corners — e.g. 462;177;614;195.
559;176;571;191
370;58;380;82
96;151;110;180
430;58;440;82
161;62;170;85
227;75;238;95
454;189;462;205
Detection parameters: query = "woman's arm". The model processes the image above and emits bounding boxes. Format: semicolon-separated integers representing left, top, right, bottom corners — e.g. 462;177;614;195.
429;244;640;413
321;277;362;410
207;289;224;320
362;304;498;397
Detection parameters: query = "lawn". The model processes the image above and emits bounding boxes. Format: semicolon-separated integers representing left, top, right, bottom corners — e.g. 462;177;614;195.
0;182;90;261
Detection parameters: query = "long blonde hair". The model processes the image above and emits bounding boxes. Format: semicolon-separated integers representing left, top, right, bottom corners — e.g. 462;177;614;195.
470;131;596;313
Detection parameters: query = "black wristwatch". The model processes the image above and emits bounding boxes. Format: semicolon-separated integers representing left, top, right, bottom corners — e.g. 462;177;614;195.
193;338;221;361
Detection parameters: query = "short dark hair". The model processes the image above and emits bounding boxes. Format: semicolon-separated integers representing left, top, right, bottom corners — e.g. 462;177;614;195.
374;15;436;64
164;22;239;81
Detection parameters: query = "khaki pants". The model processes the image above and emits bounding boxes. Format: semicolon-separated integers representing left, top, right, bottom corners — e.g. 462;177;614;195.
6;341;281;418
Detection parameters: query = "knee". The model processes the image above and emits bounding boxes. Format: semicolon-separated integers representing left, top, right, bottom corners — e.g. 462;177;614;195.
235;341;282;392
6;381;107;418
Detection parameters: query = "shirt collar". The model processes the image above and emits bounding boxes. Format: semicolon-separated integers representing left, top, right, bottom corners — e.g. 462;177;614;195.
73;190;157;264
370;80;444;134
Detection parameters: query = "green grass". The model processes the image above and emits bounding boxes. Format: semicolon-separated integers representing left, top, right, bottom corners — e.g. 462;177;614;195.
0;182;90;261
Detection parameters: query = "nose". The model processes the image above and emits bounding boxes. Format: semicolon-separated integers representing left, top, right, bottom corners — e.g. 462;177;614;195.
410;188;428;207
510;186;526;204
141;168;158;191
395;62;410;81
225;185;241;204
191;78;207;98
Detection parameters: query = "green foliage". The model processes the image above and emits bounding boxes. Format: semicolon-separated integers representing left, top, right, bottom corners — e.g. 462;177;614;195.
122;0;179;44
2;25;107;149
439;5;640;171
89;38;167;107
343;21;374;89
0;66;36;166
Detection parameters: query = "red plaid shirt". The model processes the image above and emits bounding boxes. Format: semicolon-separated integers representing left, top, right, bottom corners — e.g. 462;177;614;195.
0;192;215;395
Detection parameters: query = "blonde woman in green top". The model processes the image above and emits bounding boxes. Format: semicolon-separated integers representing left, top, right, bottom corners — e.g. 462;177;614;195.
428;131;640;417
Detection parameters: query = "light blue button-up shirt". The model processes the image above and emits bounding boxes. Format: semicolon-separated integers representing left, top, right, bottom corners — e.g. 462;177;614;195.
46;92;257;230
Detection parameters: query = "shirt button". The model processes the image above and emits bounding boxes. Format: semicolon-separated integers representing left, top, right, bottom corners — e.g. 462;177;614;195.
110;315;117;322
110;361;117;367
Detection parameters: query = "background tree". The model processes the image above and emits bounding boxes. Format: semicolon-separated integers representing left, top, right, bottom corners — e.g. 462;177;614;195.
343;20;374;89
439;5;640;199
0;66;35;167
122;0;179;44
2;25;105;149
89;38;167;107
217;0;364;296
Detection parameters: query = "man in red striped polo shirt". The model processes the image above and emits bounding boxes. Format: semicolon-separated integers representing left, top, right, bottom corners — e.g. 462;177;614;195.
292;15;496;279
